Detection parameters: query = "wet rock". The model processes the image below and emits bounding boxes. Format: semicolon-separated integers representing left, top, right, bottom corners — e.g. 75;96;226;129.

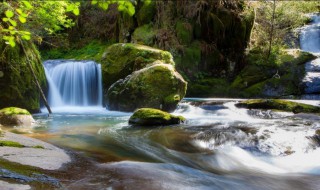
0;132;70;170
129;108;185;126
235;99;320;114
0;107;34;127
107;63;187;112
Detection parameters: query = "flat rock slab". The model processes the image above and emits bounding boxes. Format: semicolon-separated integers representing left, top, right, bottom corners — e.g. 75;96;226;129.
0;132;70;170
0;180;31;190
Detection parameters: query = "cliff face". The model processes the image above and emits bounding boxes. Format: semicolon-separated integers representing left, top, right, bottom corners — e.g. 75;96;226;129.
66;0;254;81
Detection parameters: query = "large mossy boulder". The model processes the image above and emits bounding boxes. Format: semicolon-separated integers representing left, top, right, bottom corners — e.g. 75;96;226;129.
106;63;187;112
232;49;317;97
129;108;185;126
0;107;34;126
100;43;174;90
235;99;320;114
0;41;46;113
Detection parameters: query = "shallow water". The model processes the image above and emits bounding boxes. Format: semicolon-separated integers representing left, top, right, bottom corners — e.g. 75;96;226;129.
17;99;320;189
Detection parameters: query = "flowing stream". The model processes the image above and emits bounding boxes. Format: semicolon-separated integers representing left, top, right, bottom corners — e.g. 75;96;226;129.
300;14;320;95
18;16;320;189
30;99;320;189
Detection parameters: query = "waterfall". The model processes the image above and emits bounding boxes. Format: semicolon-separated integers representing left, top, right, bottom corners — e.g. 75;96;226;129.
43;60;103;108
300;14;320;95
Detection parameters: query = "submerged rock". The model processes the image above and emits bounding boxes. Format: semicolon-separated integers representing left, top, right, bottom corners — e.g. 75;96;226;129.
106;63;187;112
129;108;185;126
235;99;320;114
0;107;34;126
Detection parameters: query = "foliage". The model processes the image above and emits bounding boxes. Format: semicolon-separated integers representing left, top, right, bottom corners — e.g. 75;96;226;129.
92;0;136;16
1;0;80;47
248;0;320;59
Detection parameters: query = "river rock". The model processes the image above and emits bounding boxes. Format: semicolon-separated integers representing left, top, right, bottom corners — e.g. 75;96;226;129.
0;131;70;170
0;107;34;126
106;63;187;112
100;43;174;90
129;108;185;126
235;99;320;114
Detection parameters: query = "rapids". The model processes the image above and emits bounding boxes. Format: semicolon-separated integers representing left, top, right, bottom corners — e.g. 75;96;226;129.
28;99;320;189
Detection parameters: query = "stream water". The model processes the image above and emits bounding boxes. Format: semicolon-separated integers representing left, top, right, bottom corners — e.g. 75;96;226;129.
30;99;320;190
14;14;320;190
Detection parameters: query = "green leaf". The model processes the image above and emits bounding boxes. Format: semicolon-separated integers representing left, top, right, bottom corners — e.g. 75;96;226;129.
8;38;16;47
16;8;23;15
100;2;109;10
66;5;73;12
118;4;125;11
8;19;17;27
19;16;27;23
5;10;14;18
127;4;135;16
2;18;9;22
22;1;33;10
91;0;98;5
72;8;80;16
22;34;31;40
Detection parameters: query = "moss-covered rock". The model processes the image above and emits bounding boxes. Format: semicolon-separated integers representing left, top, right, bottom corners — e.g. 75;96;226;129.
132;24;156;46
0;107;34;126
235;99;320;114
106;63;187;112
129;108;185;126
232;49;316;97
0;40;46;113
100;43;174;91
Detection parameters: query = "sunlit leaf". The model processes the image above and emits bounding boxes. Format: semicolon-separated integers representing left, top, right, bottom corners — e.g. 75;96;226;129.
2;18;9;22
8;19;17;27
72;8;80;16
5;10;14;18
16;8;23;15
8;39;16;47
22;34;31;40
22;1;33;10
127;4;135;16
19;16;27;23
91;0;98;5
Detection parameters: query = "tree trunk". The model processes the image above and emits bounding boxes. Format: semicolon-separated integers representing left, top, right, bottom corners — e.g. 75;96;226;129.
267;0;276;59
20;40;52;114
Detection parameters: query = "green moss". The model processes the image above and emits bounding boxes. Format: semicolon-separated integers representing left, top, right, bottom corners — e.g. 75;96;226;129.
179;41;201;75
0;40;46;113
132;24;156;46
0;140;25;148
187;77;232;97
0;107;31;116
100;43;175;90
129;108;186;126
32;145;44;149
236;99;320;113
136;0;156;26
176;20;193;45
41;40;109;61
106;63;187;112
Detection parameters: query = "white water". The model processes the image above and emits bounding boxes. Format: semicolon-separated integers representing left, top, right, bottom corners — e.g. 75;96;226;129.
300;14;320;95
43;60;103;112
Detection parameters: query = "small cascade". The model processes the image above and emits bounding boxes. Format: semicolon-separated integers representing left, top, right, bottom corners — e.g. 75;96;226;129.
300;14;320;96
43;60;103;108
